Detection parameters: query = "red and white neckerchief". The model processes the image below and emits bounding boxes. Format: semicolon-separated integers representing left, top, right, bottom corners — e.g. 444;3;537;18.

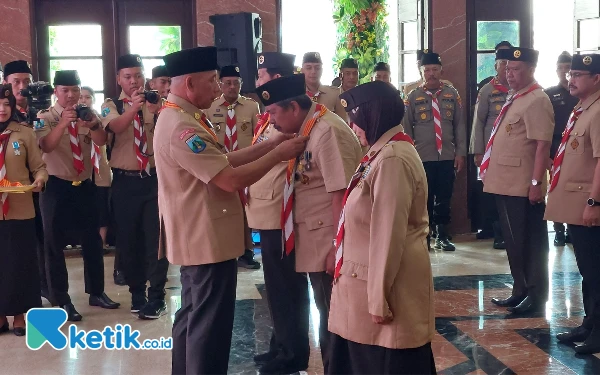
68;121;85;175
306;88;321;103
422;83;443;155
549;107;584;192
0;129;14;218
222;100;239;152
492;77;509;93
123;98;150;174
90;142;101;177
479;83;542;180
334;131;415;280
253;112;270;144
282;104;327;255
17;106;27;116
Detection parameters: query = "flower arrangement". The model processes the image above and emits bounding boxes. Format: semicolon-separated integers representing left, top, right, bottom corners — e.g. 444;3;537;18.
333;0;389;84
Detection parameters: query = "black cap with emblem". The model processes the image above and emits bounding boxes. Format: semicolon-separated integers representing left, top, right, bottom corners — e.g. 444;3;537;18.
3;60;32;78
257;52;296;74
495;41;513;51
505;47;539;65
255;74;306;106
303;52;322;64
340;58;358;69
557;51;573;64
117;54;144;71
219;65;241;78
421;52;442;66
571;54;600;74
373;62;390;73
53;70;81;86
152;65;169;79
163;47;219;78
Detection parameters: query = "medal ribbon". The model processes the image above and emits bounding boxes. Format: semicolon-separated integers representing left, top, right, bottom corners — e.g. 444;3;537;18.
252;112;270;145
549;107;584;192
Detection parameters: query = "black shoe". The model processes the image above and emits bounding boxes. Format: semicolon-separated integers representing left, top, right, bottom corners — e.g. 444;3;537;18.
557;326;591;343
61;303;83;322
493;239;506;250
554;231;566;247
113;270;126;286
476;229;494;240
89;292;120;309
259;358;307;375
0;321;8;334
435;237;456;251
575;326;600;354
13;327;25;337
507;296;546;315
131;294;147;313
254;351;278;365
491;295;525;308
238;249;261;270
138;300;167;320
492;222;505;249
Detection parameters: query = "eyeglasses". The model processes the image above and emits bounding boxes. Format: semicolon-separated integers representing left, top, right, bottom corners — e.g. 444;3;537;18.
567;72;592;79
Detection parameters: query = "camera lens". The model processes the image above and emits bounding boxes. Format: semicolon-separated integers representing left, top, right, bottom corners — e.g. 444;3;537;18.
144;90;160;104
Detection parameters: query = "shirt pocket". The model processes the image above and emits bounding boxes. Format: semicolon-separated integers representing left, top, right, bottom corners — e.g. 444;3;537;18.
251;188;273;200
565;128;585;155
442;105;454;120
497;155;521;167
564;181;592;193
415;106;431;123
305;213;334;231
503;114;521;136
239;117;252;133
340;260;368;281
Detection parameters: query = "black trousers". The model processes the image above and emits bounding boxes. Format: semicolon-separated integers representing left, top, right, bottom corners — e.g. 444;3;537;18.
495;195;549;301
328;334;437;375
33;192;48;295
172;260;237;375
480;191;499;232
39;177;105;306
309;272;334;373
568;225;600;328
423;160;455;226
111;172;168;301
260;229;310;366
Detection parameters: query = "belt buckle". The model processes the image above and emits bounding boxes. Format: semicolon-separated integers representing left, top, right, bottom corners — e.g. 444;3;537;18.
72;181;82;187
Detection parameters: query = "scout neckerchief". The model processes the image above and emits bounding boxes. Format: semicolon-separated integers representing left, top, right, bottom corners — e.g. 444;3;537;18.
0;129;23;218
479;83;542;180
222;98;239;152
252;112;270;145
68;121;85;175
334;131;415;281
122;98;150;174
493;77;509;94
422;83;443;155
282;104;327;255
306;87;321;103
549;106;584;192
91;141;101;177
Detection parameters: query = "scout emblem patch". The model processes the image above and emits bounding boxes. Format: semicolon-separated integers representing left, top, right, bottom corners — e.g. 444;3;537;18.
420;113;427;120
241;123;248;132
340;99;347;108
583;56;592;65
258;55;265;64
12;141;21;156
496;104;502;111
185;134;206;153
571;137;579;150
514;50;521;59
34;120;44;130
101;107;110;117
262;91;270;100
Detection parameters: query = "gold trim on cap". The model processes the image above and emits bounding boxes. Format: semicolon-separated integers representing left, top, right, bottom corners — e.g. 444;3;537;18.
258;55;265;64
340;99;347;108
262;91;270;100
514;50;521;59
583;56;593;65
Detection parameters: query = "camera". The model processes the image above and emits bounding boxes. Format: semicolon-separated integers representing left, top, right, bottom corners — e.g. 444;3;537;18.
75;104;94;122
144;90;160;104
20;82;54;124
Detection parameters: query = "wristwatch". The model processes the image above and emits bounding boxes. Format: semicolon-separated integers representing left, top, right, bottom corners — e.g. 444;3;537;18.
531;179;540;186
587;198;600;207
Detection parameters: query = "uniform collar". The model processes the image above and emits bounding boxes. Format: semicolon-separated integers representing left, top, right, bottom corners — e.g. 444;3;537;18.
298;102;318;133
219;94;242;106
6;121;22;132
514;81;540;95
166;93;203;118
368;125;405;154
306;85;325;95
580;88;600;111
53;102;65;116
118;90;132;101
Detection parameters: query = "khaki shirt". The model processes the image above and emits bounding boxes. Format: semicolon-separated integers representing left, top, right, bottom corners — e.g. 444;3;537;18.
100;91;157;171
545;89;600;226
402;79;453;98
0;122;48;221
328;126;434;349
402;83;467;162
154;93;244;266
246;121;287;230
205;95;260;150
95;145;112;187
470;78;508;155
309;85;348;121
483;82;555;197
35;103;94;181
293;103;363;272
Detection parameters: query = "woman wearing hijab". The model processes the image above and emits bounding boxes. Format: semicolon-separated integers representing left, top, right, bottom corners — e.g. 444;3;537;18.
327;80;436;374
0;84;48;336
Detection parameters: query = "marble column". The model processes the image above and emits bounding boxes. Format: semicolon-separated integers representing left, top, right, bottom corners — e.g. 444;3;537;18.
0;0;32;67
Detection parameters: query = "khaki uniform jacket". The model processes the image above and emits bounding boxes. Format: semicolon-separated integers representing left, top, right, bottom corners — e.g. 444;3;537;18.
483;82;555;197
310;85;348;121
36;103;94;182
154;93;244;266
545;89;600;226
205;95;260;150
100;91;157;171
293;104;362;272
95;145;112;187
402;83;467;162
246;122;287;230
328;126;434;349
402;79;453;98
0;122;48;221
470;78;508;155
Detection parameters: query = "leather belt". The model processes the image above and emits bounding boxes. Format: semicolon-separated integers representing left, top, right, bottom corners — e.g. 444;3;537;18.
112;167;157;178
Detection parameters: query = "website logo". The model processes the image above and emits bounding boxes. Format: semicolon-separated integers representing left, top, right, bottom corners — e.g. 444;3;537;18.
26;308;172;350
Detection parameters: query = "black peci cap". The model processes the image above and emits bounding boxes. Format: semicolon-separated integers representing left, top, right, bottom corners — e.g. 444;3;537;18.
302;52;322;64
152;65;169;79
571;54;600;74
421;52;442;66
163;47;219;78
557;51;573;64
495;41;513;51
53;70;81;86
496;48;513;61
3;60;32;77
339;80;399;112
117;54;144;71
257;52;296;75
340;58;358;69
255;74;306;107
505;47;539;64
373;62;390;73
219;65;241;79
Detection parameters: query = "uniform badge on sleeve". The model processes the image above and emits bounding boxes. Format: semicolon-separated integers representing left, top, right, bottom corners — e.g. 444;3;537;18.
34;120;44;130
101;107;110;117
185;134;206;153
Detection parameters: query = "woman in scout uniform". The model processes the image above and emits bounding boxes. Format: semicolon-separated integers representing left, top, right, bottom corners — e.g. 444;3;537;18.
328;81;436;374
0;84;47;336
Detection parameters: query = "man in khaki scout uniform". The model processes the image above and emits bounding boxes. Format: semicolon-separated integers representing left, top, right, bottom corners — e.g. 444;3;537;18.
206;65;261;269
402;51;466;252
372;62;392;83
100;54;169;320
481;47;554;315
256;73;363;373
546;54;600;354
36;70;119;322
155;46;307;375
402;50;454;98
149;65;170;99
470;45;511;249
338;58;359;93
301;52;348;120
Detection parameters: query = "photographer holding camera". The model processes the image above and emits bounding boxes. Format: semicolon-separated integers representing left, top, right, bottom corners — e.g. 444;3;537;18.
36;70;120;321
100;54;168;320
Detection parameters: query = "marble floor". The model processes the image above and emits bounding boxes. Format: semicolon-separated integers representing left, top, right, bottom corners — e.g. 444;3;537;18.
1;233;598;375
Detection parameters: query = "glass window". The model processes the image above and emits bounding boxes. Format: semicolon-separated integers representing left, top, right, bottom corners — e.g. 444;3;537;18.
402;53;420;83
49;25;102;57
476;53;496;84
579;19;600;50
129;26;182;56
402;21;418;51
50;59;104;91
476;21;519;51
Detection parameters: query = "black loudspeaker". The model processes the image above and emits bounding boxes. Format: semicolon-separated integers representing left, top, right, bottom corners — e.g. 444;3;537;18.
210;12;262;94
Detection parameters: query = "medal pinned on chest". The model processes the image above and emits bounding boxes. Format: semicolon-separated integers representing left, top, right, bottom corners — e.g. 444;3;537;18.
12;141;21;156
505;123;512;133
571;137;580;150
297;150;312;184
